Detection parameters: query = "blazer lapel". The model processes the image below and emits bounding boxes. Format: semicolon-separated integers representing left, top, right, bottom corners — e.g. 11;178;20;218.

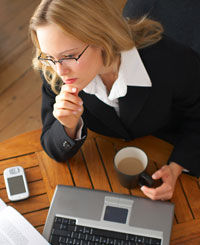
79;92;131;138
119;86;151;128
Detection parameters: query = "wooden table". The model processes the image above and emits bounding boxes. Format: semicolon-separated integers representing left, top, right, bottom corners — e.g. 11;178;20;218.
0;129;200;244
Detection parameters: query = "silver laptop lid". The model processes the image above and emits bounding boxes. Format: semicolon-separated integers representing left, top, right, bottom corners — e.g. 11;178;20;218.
43;185;174;245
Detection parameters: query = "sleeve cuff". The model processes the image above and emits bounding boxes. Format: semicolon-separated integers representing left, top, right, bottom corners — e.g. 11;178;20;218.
74;117;84;140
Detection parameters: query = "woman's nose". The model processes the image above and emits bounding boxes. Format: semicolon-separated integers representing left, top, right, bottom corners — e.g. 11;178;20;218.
55;62;70;76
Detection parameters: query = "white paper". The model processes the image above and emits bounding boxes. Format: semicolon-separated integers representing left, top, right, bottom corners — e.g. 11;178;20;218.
0;199;49;245
0;198;7;211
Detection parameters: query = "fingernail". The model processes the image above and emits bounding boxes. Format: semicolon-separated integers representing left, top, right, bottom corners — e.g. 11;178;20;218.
140;186;144;191
79;101;83;105
72;87;76;92
78;107;82;112
152;174;157;179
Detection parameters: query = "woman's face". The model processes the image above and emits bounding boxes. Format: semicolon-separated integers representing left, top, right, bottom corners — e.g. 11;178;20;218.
36;23;104;91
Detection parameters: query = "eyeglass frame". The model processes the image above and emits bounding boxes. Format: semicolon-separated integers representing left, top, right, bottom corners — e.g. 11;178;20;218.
38;45;89;66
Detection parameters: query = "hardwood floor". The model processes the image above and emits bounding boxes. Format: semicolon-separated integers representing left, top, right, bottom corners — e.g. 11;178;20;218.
0;0;127;142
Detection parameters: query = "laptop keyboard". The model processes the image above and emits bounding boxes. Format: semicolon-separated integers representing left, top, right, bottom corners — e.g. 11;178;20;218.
49;217;161;245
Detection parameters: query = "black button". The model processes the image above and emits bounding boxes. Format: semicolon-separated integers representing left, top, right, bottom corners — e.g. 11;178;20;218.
63;141;71;149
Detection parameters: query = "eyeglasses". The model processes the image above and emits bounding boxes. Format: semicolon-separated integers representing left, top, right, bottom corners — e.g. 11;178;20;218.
38;45;89;67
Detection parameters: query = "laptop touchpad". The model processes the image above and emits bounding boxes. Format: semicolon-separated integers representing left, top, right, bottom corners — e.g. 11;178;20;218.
101;196;133;225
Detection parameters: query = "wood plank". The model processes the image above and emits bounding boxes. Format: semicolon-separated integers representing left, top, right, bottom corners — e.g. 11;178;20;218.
171;220;200;244
115;136;173;166
0;69;41;132
0;129;42;159
81;138;111;191
88;130;173;165
0;0;126;30
36;151;74;201
0;0;29;28
0;0;41;60
24;209;48;228
36;225;45;234
0;96;42;142
25;166;43;182
0;40;34;95
25;179;46;196
0;154;39;172
172;237;200;245
68;150;92;189
0;175;4;189
174;238;200;245
180;173;200;219
171;178;193;223
9;194;49;214
96;137;130;194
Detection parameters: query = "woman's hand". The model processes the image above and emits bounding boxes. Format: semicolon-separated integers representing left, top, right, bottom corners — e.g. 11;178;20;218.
141;162;183;201
53;84;83;138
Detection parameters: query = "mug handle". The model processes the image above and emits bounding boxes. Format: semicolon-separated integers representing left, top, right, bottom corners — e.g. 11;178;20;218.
139;172;154;187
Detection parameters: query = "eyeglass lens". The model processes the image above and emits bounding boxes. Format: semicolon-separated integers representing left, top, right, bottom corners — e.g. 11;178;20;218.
39;45;89;67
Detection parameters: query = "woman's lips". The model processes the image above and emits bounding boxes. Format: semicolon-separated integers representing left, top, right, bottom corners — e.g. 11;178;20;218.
63;78;77;84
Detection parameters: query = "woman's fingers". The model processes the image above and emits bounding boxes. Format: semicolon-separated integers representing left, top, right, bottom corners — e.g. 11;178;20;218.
55;84;83;113
54;100;82;112
141;165;175;200
60;84;78;93
56;86;83;106
152;166;169;180
141;183;173;200
53;84;83;129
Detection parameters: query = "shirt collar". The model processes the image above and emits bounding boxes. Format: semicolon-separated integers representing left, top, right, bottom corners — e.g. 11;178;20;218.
83;47;152;101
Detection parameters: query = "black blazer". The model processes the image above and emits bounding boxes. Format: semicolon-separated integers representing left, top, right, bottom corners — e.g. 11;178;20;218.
40;36;200;176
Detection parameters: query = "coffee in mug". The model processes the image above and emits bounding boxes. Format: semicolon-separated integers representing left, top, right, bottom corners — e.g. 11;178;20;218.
117;157;145;175
114;147;153;189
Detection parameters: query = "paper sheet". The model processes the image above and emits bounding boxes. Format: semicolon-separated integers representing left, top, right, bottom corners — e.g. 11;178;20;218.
0;199;50;245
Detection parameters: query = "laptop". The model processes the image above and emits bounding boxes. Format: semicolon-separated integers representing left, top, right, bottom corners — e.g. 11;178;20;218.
43;185;174;245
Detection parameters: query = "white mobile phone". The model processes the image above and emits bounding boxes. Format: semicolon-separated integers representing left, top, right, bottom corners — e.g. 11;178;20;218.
3;166;29;201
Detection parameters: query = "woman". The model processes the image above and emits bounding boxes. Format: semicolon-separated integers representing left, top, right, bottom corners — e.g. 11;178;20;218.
29;0;200;201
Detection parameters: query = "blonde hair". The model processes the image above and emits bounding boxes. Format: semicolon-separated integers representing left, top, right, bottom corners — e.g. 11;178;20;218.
29;0;163;94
